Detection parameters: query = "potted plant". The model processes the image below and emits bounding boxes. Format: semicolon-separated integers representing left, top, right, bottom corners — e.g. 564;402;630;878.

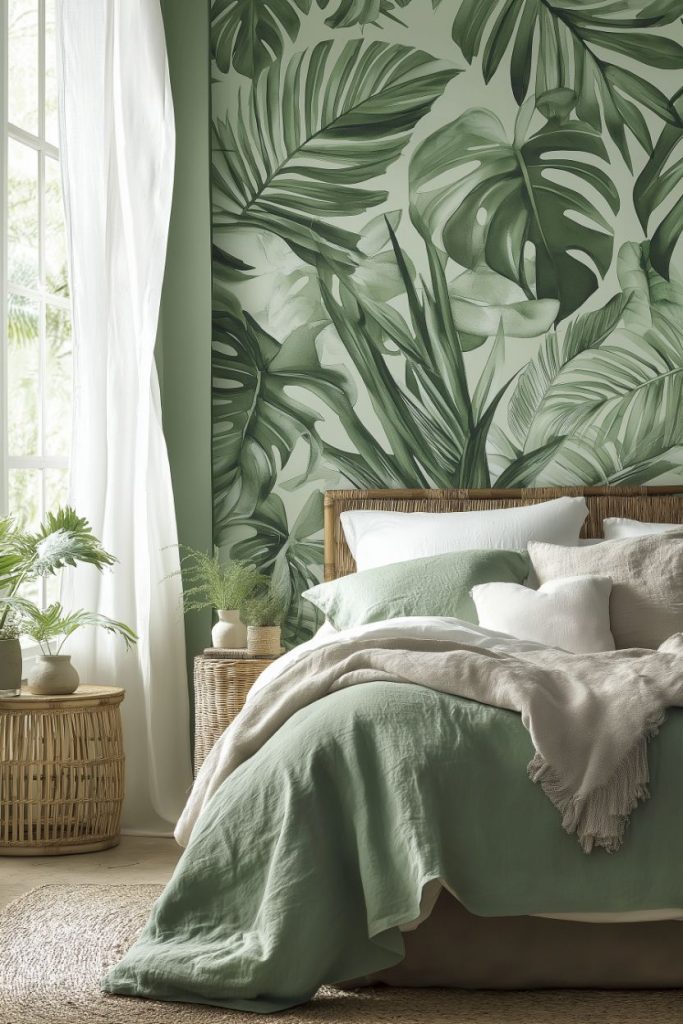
0;611;22;698
177;548;266;649
5;601;137;695
242;587;287;657
0;508;118;696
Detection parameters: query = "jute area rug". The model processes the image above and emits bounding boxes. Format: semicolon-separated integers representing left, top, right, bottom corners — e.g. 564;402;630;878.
0;885;681;1024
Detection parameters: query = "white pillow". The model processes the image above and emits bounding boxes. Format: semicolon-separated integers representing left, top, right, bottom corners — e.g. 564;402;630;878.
341;497;588;571
471;576;615;654
603;517;682;540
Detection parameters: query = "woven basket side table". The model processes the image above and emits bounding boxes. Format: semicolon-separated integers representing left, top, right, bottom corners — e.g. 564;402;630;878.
194;653;277;775
0;685;125;856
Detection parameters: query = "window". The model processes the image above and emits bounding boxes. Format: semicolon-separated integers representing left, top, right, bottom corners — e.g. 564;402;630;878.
1;0;72;606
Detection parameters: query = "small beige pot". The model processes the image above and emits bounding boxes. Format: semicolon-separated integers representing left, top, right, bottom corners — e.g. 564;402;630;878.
247;625;281;657
212;609;247;650
28;654;80;696
0;638;22;697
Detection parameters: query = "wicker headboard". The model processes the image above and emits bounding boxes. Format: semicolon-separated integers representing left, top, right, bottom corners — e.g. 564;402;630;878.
323;487;683;580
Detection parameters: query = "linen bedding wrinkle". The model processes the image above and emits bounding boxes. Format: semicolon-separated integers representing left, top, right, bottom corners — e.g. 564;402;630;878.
177;619;683;855
104;619;683;1012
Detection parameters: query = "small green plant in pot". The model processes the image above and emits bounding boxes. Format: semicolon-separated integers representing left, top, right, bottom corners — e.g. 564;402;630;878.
242;587;287;658
10;601;137;695
177;548;266;649
0;507;137;696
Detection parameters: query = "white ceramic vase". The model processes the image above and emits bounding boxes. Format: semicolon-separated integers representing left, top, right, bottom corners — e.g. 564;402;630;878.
211;610;247;650
0;638;22;697
28;654;80;696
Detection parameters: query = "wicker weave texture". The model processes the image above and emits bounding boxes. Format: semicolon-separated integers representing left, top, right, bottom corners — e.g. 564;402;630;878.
193;657;276;775
323;487;683;580
0;685;125;855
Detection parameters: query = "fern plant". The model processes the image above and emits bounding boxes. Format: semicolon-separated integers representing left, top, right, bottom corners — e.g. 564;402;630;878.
242;587;287;628
177;547;266;613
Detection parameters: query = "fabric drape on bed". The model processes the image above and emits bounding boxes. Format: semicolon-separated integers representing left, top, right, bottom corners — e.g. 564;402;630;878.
56;0;191;831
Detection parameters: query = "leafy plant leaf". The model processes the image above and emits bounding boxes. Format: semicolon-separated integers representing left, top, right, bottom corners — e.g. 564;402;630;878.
316;0;408;28
499;241;683;484
507;290;632;451
448;266;559;344
410;100;619;321
634;88;683;280
225;491;325;647
212;40;458;268
450;0;683;169
210;0;312;78
212;305;354;533
14;601;137;656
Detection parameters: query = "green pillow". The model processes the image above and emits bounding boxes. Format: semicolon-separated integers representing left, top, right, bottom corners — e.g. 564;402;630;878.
303;549;530;630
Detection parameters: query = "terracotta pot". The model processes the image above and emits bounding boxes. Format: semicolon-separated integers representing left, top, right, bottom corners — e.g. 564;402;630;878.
28;655;80;696
0;638;22;697
247;625;281;657
211;609;247;650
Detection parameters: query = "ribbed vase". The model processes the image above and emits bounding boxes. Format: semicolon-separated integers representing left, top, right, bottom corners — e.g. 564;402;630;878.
247;626;281;657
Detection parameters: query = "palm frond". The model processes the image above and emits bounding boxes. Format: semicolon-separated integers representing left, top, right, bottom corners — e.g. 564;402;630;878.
212;39;458;267
18;601;137;656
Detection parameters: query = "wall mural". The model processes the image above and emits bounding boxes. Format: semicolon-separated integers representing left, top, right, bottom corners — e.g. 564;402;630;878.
210;0;683;647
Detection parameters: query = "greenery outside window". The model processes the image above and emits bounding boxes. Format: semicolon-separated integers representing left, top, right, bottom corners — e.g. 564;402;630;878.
1;0;72;615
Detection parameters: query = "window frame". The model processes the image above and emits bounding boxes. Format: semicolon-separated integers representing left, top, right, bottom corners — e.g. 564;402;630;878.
2;4;71;495
2;0;72;653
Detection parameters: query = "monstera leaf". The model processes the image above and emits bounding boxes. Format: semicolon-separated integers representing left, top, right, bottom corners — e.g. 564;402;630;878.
410;100;619;322
634;88;683;281
617;240;683;338
226;490;325;648
210;0;312;78
450;0;683;169
212;40;458;267
212;306;354;532
448;267;559;348
316;0;410;27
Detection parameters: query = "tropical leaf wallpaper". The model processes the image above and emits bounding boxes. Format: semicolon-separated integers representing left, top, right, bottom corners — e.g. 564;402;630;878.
210;0;683;647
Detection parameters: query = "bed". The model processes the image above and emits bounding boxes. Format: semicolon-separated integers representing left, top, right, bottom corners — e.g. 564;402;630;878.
104;485;683;1011
326;486;683;990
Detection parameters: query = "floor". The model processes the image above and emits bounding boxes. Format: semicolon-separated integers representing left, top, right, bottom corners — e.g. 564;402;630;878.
0;835;180;911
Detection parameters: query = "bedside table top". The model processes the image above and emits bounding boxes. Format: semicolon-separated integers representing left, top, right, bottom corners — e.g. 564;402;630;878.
200;648;285;660
0;684;125;710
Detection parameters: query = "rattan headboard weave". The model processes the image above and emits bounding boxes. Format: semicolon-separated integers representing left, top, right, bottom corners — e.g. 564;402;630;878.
323;487;683;580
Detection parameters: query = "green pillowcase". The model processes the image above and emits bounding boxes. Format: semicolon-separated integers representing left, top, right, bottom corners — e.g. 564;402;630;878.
303;549;531;631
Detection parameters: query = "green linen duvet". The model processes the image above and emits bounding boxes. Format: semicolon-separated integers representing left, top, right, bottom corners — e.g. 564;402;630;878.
104;681;683;1012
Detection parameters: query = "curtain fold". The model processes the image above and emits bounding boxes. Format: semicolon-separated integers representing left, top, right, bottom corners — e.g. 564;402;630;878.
56;0;191;832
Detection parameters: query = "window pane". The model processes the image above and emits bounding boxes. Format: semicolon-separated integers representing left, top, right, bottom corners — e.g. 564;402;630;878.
8;0;39;135
45;303;73;456
8;139;39;288
44;0;59;146
8;467;42;532
45;467;69;512
7;292;40;456
45;156;69;296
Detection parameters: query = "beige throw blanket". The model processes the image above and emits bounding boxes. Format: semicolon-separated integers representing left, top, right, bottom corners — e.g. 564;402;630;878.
177;632;683;853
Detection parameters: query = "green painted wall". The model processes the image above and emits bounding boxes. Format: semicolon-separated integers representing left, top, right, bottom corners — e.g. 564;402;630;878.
159;0;212;673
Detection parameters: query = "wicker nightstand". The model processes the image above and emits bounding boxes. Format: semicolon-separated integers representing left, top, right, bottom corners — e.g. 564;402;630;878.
0;685;125;856
193;650;279;775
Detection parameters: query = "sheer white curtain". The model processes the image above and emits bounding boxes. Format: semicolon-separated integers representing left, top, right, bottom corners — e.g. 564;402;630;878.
56;0;192;831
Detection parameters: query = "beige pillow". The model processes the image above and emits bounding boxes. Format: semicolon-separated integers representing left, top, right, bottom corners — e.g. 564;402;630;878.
527;536;683;649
